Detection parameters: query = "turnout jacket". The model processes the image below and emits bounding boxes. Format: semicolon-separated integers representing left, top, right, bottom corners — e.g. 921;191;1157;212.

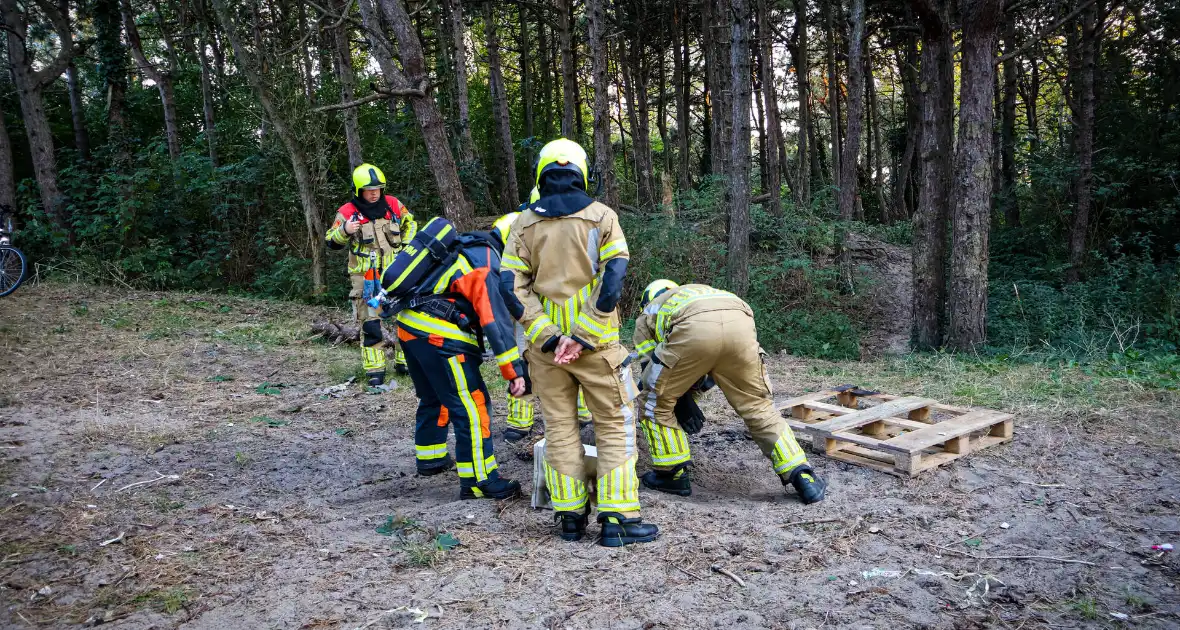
324;195;418;281
633;284;752;367
502;201;629;351
395;237;527;382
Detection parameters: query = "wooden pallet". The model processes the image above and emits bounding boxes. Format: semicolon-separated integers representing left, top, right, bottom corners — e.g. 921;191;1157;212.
775;387;1014;477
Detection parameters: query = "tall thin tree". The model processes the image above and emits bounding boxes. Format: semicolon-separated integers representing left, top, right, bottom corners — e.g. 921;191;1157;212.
947;0;1004;350
122;0;182;159
587;0;618;208
484;2;519;210
756;0;782;214
727;0;753;296
910;0;953;349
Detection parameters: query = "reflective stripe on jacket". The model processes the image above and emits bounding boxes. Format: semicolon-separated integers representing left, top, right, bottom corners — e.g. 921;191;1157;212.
396;242;525;381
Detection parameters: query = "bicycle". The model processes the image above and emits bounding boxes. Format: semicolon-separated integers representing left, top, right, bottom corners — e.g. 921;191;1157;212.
0;205;27;297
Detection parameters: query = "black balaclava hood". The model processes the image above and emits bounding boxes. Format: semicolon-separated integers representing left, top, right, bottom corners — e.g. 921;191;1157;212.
532;170;594;218
352;192;392;221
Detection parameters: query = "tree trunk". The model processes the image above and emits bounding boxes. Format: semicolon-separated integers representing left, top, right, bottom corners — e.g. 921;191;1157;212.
587;0;618;208
706;0;731;180
357;0;399;114
97;0;131;164
837;0;865;222
2;0;73;227
791;0;813;208
1067;1;1100;283
757;0;782;215
0;100;15;210
823;0;841;188
441;0;491;207
674;3;692;191
211;0;326;295
627;41;655;207
1025;52;1040;150
557;0;576;138
485;2;519;210
892;23;920;223
999;16;1018;227
333;0;364;169
657;45;671;179
947;0;1004;351
910;0;953;350
727;0;753;296
538;15;553;139
373;0;474;227
520;4;534;139
868;49;887;218
121;0;181;160
196;25;219;167
66;63;90;161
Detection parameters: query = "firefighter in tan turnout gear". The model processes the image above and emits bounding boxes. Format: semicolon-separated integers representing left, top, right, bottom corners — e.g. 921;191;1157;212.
633;280;827;504
325;164;417;385
495;208;593;442
503;138;658;547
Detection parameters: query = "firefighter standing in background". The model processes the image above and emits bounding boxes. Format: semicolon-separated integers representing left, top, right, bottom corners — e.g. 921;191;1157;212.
503;138;658;546
632;280;827;504
325;164;417;386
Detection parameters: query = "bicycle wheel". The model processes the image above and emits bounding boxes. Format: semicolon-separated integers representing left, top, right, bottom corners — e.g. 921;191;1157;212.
0;246;27;297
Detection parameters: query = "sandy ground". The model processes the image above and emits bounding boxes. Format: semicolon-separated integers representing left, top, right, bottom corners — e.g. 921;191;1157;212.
1;284;1178;629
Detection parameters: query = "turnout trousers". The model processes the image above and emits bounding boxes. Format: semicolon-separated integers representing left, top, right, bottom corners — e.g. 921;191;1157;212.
528;342;641;518
505;322;590;430
637;309;809;476
401;336;502;486
352;292;406;378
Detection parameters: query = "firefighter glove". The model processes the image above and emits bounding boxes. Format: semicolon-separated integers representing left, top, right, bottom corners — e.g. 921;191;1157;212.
674;392;706;435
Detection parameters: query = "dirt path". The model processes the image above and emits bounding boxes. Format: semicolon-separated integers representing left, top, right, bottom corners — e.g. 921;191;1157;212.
1;284;1177;629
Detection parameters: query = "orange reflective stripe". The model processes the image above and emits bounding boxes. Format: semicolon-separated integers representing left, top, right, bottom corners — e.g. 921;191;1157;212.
438;406;449;427
455;354;466;363
397;327;414;342
428;334;444;347
471;390;490;438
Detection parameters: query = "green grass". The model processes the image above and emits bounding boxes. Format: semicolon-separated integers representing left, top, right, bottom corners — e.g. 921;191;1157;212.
326;360;366;384
814;350;1179;416
1069;597;1100;620
209;322;299;347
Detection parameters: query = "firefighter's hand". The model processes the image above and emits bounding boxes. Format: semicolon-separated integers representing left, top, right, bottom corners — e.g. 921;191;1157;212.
554;336;583;365
675;393;706;435
508;377;527;397
343;216;361;235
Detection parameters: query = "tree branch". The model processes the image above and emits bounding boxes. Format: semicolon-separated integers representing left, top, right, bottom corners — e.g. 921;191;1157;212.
996;0;1099;65
30;0;75;88
121;0;165;83
312;82;425;113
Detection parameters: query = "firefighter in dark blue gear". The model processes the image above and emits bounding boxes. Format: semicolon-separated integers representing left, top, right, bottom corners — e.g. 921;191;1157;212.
390;220;528;500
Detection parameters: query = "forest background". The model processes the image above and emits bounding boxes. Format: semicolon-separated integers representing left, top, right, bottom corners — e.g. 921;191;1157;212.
1;0;1177;381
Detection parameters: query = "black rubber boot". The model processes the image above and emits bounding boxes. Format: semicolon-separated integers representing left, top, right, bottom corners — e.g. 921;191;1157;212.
367;370;386;387
503;427;531;443
394;363;410;376
416;455;454;476
555;510;588;541
597;512;659;547
460;477;522;500
640;464;692;497
784;466;827;504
